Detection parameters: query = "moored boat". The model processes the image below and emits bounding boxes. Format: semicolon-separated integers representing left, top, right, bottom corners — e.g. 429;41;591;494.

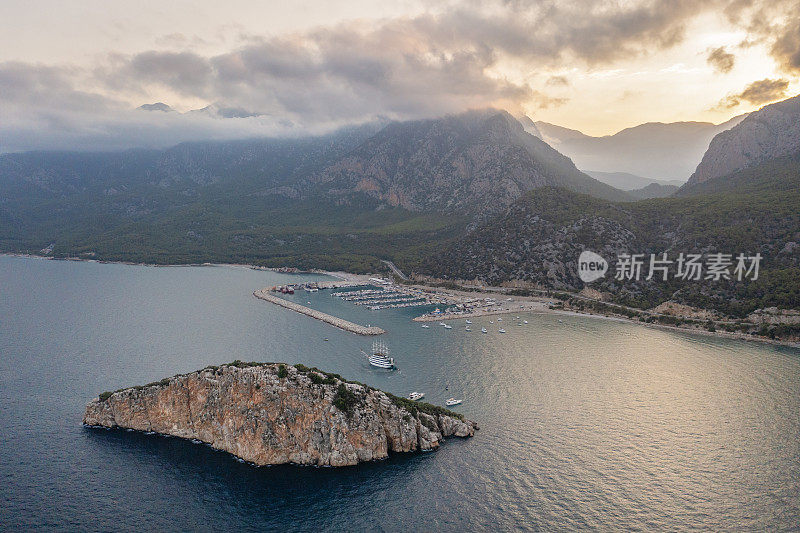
408;391;425;401
445;398;462;406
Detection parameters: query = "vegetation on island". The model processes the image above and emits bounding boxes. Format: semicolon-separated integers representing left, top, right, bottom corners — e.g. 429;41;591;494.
97;361;465;421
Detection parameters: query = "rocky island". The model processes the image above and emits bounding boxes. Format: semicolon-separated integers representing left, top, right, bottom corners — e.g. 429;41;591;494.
83;362;477;466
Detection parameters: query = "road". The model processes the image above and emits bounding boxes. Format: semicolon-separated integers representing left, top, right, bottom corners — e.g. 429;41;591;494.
382;260;408;281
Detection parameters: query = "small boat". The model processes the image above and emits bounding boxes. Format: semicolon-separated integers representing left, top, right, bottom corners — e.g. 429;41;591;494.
443;324;452;329
515;316;520;319
481;327;488;334
489;320;494;324
439;322;447;326
445;398;462;406
523;320;528;324
408;392;425;401
497;317;502;322
558;319;563;323
465;319;472;324
465;326;471;331
364;341;395;369
421;324;430;328
499;328;506;333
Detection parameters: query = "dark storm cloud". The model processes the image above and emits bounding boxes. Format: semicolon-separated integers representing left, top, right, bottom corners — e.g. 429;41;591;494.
716;78;790;109
706;47;735;73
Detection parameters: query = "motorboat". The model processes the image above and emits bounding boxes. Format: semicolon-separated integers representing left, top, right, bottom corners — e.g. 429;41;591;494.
421;324;430;328
445;398;462;406
499;328;506;333
481;327;488;334
408;392;425;401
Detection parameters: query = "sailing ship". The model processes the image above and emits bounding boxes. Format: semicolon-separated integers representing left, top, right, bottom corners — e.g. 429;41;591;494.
364;340;395;369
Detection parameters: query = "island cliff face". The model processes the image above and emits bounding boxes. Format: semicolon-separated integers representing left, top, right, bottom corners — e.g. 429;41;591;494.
83;363;476;467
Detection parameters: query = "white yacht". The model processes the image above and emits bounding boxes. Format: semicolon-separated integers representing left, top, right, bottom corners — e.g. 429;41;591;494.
481;327;488;334
443;324;452;329
365;341;395;369
445;398;462;406
408;392;425;401
465;326;471;331
465;319;472;324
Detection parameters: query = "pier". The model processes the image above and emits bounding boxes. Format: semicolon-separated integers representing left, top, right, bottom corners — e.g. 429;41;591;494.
253;289;385;335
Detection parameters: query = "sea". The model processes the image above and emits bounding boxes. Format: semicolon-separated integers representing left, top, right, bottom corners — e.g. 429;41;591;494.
1;255;798;531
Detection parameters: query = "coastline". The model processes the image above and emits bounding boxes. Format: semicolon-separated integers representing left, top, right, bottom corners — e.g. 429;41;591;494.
3;252;797;348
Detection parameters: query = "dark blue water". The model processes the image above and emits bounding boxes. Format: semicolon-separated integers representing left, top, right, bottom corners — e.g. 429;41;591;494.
1;255;799;531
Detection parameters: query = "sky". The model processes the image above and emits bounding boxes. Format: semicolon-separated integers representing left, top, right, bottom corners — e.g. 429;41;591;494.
1;0;798;152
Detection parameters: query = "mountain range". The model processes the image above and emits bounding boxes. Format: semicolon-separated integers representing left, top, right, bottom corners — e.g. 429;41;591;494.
423;96;800;317
685;95;800;187
1;96;798;318
535;115;747;180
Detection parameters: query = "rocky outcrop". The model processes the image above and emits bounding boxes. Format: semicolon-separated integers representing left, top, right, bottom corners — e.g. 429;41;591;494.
686;94;800;186
83;363;476;467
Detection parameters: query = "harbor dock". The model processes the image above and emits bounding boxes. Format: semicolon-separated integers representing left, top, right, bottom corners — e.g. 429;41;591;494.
253;289;385;335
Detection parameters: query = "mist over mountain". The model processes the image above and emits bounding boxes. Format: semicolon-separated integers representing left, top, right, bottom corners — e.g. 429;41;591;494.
0;109;632;268
536;116;747;180
304;110;629;211
585;171;683;191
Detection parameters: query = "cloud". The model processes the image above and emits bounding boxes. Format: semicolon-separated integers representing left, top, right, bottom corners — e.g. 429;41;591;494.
2;0;800;151
715;78;790;109
770;18;800;74
706;47;735;73
546;75;570;86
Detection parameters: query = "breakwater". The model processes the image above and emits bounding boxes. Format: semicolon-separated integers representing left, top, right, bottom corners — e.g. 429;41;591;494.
254;289;385;335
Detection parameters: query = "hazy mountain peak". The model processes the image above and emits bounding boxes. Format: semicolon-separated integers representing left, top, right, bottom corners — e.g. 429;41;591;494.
306;108;629;212
189;103;264;119
137;102;174;112
515;115;543;139
534;115;747;180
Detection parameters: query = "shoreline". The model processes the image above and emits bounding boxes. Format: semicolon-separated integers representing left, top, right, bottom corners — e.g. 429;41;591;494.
3;252;797;348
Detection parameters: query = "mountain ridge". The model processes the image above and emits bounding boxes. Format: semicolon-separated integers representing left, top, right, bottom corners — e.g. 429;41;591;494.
685;94;800;187
535;115;747;179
